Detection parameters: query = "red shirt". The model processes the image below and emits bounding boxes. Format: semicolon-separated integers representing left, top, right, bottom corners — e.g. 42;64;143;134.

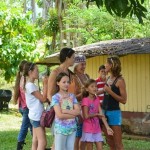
95;77;105;104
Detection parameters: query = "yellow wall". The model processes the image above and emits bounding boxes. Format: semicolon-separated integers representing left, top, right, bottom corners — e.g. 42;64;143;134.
86;54;150;112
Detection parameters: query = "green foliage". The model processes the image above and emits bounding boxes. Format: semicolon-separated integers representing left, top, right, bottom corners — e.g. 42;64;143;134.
43;9;59;36
83;0;148;24
0;4;40;81
63;4;150;45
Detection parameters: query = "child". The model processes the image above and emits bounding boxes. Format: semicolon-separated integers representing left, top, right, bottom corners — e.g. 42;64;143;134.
96;65;106;104
13;60;33;150
81;79;113;150
51;72;80;150
24;62;48;150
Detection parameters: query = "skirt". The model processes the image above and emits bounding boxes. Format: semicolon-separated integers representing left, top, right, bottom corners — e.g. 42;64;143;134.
81;132;103;142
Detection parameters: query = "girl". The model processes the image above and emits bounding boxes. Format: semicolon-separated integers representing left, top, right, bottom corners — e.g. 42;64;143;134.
24;62;48;150
81;79;113;150
13;60;32;150
102;56;127;150
47;47;75;150
51;72;80;150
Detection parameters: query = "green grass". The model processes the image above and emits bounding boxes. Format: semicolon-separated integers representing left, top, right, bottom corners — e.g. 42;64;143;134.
0;107;150;150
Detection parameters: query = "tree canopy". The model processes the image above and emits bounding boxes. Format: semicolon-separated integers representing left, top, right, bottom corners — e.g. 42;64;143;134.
84;0;147;23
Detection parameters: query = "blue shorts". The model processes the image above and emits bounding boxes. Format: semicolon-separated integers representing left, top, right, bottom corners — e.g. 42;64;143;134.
30;120;40;128
103;110;122;126
76;123;83;137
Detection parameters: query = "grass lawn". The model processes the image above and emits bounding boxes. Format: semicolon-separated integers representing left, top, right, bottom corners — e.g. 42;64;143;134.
0;106;150;150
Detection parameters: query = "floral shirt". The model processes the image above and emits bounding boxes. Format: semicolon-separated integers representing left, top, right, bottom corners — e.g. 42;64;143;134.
51;93;78;135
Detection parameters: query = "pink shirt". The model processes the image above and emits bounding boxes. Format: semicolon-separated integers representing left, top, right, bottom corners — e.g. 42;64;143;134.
82;97;101;133
18;87;27;109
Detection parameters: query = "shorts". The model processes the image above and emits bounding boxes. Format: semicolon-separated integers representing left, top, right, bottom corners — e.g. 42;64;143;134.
103;110;122;126
30;119;40;128
76;123;83;137
81;132;103;142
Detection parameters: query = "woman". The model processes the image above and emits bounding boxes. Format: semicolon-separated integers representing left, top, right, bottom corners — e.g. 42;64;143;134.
102;56;127;150
47;47;75;150
69;55;89;150
47;47;75;102
13;60;32;150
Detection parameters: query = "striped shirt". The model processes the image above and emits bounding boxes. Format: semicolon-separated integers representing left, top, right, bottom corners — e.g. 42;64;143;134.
96;77;105;104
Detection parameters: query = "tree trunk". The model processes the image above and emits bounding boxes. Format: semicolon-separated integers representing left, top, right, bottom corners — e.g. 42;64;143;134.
51;32;56;53
23;0;27;13
31;0;36;22
55;0;64;49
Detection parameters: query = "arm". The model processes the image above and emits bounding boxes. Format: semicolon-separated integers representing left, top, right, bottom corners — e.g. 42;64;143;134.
98;106;113;136
32;77;48;102
62;104;80;116
54;105;76;119
82;106;98;119
104;78;127;104
74;76;83;102
47;70;57;102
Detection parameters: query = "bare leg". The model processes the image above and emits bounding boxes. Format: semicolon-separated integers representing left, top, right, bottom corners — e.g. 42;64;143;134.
74;137;80;150
52;143;55;150
34;127;47;150
80;141;86;150
102;125;115;150
86;142;93;150
111;126;123;150
95;142;102;150
32;127;38;150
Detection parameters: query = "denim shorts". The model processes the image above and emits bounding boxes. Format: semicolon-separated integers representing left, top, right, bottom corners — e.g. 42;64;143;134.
30;120;40;128
76;123;83;137
103;110;122;126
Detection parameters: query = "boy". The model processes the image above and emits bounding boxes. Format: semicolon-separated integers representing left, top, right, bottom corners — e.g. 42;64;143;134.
96;65;106;104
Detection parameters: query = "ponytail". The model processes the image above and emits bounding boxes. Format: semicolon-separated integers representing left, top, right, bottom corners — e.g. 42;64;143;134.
13;71;21;104
13;60;27;104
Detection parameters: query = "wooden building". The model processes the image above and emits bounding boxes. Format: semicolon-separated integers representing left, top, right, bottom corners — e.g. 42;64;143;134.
38;38;150;135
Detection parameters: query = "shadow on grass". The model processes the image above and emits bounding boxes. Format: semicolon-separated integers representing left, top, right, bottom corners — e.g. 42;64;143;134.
0;130;53;150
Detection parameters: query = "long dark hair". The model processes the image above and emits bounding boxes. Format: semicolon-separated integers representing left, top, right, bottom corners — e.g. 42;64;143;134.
23;62;36;89
13;60;27;104
82;79;96;98
55;72;69;93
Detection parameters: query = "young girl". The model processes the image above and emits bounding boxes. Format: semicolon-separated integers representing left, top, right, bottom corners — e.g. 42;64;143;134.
51;72;80;150
81;79;113;150
13;60;32;150
24;62;48;150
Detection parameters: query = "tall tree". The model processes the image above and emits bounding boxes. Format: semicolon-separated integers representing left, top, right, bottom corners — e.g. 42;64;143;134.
83;0;147;23
31;0;36;22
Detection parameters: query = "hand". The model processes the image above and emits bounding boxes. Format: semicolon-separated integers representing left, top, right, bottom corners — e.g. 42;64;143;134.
97;113;105;118
103;85;112;94
106;127;114;136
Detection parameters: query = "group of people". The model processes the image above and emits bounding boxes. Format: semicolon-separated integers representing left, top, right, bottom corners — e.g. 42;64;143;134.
14;47;127;150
